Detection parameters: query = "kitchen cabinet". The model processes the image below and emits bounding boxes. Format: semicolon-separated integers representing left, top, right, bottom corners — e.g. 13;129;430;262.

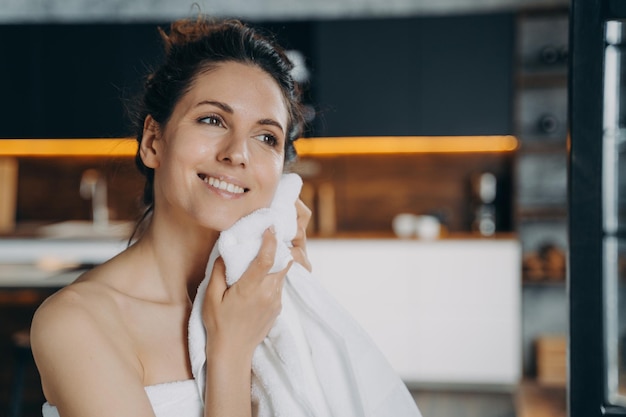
0;14;514;139
0;23;166;139
307;237;522;387
0;236;521;387
313;13;515;137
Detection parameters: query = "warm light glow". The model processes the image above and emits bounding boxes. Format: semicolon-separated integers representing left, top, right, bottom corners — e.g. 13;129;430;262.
0;139;138;157
0;135;517;157
295;136;518;155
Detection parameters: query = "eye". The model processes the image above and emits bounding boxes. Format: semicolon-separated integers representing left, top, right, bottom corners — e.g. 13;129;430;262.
198;115;224;127
255;133;279;147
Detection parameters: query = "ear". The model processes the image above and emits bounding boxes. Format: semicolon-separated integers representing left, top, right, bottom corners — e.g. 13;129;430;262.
140;115;162;169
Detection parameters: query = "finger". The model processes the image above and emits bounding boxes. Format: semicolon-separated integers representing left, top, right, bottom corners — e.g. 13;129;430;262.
206;257;227;301
295;199;312;227
277;259;293;279
293;199;311;251
290;246;312;272
291;201;312;272
240;227;278;284
292;224;307;249
269;260;292;294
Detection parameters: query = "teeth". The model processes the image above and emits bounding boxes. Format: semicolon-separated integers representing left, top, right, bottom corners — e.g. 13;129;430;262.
205;176;244;194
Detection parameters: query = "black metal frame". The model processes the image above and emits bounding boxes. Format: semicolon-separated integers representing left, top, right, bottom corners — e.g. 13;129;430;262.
570;0;626;415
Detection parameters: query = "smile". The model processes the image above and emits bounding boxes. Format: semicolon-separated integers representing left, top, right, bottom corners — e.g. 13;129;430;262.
199;174;247;194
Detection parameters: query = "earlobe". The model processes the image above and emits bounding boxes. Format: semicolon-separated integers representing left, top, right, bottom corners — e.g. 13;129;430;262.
140;115;161;169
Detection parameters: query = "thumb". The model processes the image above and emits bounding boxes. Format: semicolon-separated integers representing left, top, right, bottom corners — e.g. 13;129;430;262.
206;257;228;301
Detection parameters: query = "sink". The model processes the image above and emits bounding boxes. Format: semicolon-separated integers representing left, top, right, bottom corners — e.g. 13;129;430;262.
37;220;134;240
0;238;128;265
0;221;133;270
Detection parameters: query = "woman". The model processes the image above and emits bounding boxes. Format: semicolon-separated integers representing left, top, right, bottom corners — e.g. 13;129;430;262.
31;16;312;417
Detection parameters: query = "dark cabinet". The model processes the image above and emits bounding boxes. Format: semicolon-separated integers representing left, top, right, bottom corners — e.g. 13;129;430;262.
0;14;515;139
313;14;515;136
0;23;165;138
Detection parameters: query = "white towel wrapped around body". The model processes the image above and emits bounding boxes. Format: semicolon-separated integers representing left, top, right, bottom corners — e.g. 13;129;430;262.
188;173;422;417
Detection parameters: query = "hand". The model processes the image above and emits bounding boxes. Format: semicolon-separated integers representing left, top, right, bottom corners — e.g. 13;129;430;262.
291;198;312;272
202;228;291;360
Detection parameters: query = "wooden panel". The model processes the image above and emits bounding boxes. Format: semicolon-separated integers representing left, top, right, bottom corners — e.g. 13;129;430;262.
0;157;18;232
297;153;512;234
16;157;143;223
515;381;566;417
13;152;512;235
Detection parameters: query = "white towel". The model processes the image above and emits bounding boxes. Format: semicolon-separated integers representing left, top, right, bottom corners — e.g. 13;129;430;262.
188;173;422;417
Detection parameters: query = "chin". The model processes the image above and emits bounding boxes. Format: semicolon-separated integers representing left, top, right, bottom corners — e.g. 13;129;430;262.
200;212;249;232
197;202;269;233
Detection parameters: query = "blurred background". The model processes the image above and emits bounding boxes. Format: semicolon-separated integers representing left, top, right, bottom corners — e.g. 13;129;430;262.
0;0;570;416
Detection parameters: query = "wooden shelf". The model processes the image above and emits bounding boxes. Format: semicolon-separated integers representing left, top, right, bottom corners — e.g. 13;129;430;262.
522;277;566;285
516;207;567;219
515;380;566;417
516;72;568;88
516;141;567;153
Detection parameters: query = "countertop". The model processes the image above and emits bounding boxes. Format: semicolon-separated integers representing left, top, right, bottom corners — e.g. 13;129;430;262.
0;233;519;288
0;264;85;287
0;236;126;287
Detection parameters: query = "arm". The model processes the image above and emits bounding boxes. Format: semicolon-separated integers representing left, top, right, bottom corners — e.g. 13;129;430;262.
31;289;155;417
202;228;289;417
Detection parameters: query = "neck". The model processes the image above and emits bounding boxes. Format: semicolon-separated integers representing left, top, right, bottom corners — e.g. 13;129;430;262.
133;214;220;304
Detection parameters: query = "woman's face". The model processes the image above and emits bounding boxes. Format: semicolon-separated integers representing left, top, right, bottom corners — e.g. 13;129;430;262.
145;61;289;232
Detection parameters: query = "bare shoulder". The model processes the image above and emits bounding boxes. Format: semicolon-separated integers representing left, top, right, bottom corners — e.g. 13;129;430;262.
32;279;113;342
31;263;138;362
34;266;120;331
31;250;135;343
31;270;144;407
33;280;126;358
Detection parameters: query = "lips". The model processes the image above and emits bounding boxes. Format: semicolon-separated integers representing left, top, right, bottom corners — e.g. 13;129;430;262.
198;174;247;194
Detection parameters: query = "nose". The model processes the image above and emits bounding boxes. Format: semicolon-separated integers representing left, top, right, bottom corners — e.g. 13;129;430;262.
216;133;249;167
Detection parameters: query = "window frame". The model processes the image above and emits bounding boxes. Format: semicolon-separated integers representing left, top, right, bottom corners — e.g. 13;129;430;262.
570;0;626;415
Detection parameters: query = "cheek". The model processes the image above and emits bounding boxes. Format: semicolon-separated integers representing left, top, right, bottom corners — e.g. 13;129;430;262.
271;153;285;175
257;156;285;203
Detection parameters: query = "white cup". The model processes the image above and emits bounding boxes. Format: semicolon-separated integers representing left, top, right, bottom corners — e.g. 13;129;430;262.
392;213;417;238
415;215;441;240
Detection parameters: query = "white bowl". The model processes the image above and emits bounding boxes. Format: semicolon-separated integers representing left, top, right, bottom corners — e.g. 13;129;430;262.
392;213;417;238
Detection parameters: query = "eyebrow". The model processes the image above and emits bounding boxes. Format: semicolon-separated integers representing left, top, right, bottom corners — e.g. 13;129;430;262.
196;100;285;134
258;118;285;134
196;100;233;114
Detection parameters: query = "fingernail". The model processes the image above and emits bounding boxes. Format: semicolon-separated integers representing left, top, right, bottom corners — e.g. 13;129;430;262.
268;225;276;234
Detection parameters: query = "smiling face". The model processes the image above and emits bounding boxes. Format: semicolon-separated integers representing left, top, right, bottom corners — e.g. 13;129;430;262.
140;61;289;232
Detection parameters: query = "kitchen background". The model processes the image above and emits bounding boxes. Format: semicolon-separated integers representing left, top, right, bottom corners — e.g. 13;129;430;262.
0;0;569;416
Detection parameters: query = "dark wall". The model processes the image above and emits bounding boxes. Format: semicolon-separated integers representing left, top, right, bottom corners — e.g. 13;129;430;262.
0;13;514;138
313;13;515;136
0;23;165;138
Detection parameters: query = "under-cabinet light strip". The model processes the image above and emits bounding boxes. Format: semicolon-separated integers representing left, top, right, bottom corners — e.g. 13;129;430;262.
295;136;518;155
0;136;518;157
0;139;138;157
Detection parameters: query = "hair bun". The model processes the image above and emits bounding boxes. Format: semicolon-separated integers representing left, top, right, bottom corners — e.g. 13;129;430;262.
158;16;238;55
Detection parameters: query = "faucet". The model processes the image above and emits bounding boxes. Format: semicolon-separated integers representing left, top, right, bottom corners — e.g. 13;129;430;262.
80;169;109;230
